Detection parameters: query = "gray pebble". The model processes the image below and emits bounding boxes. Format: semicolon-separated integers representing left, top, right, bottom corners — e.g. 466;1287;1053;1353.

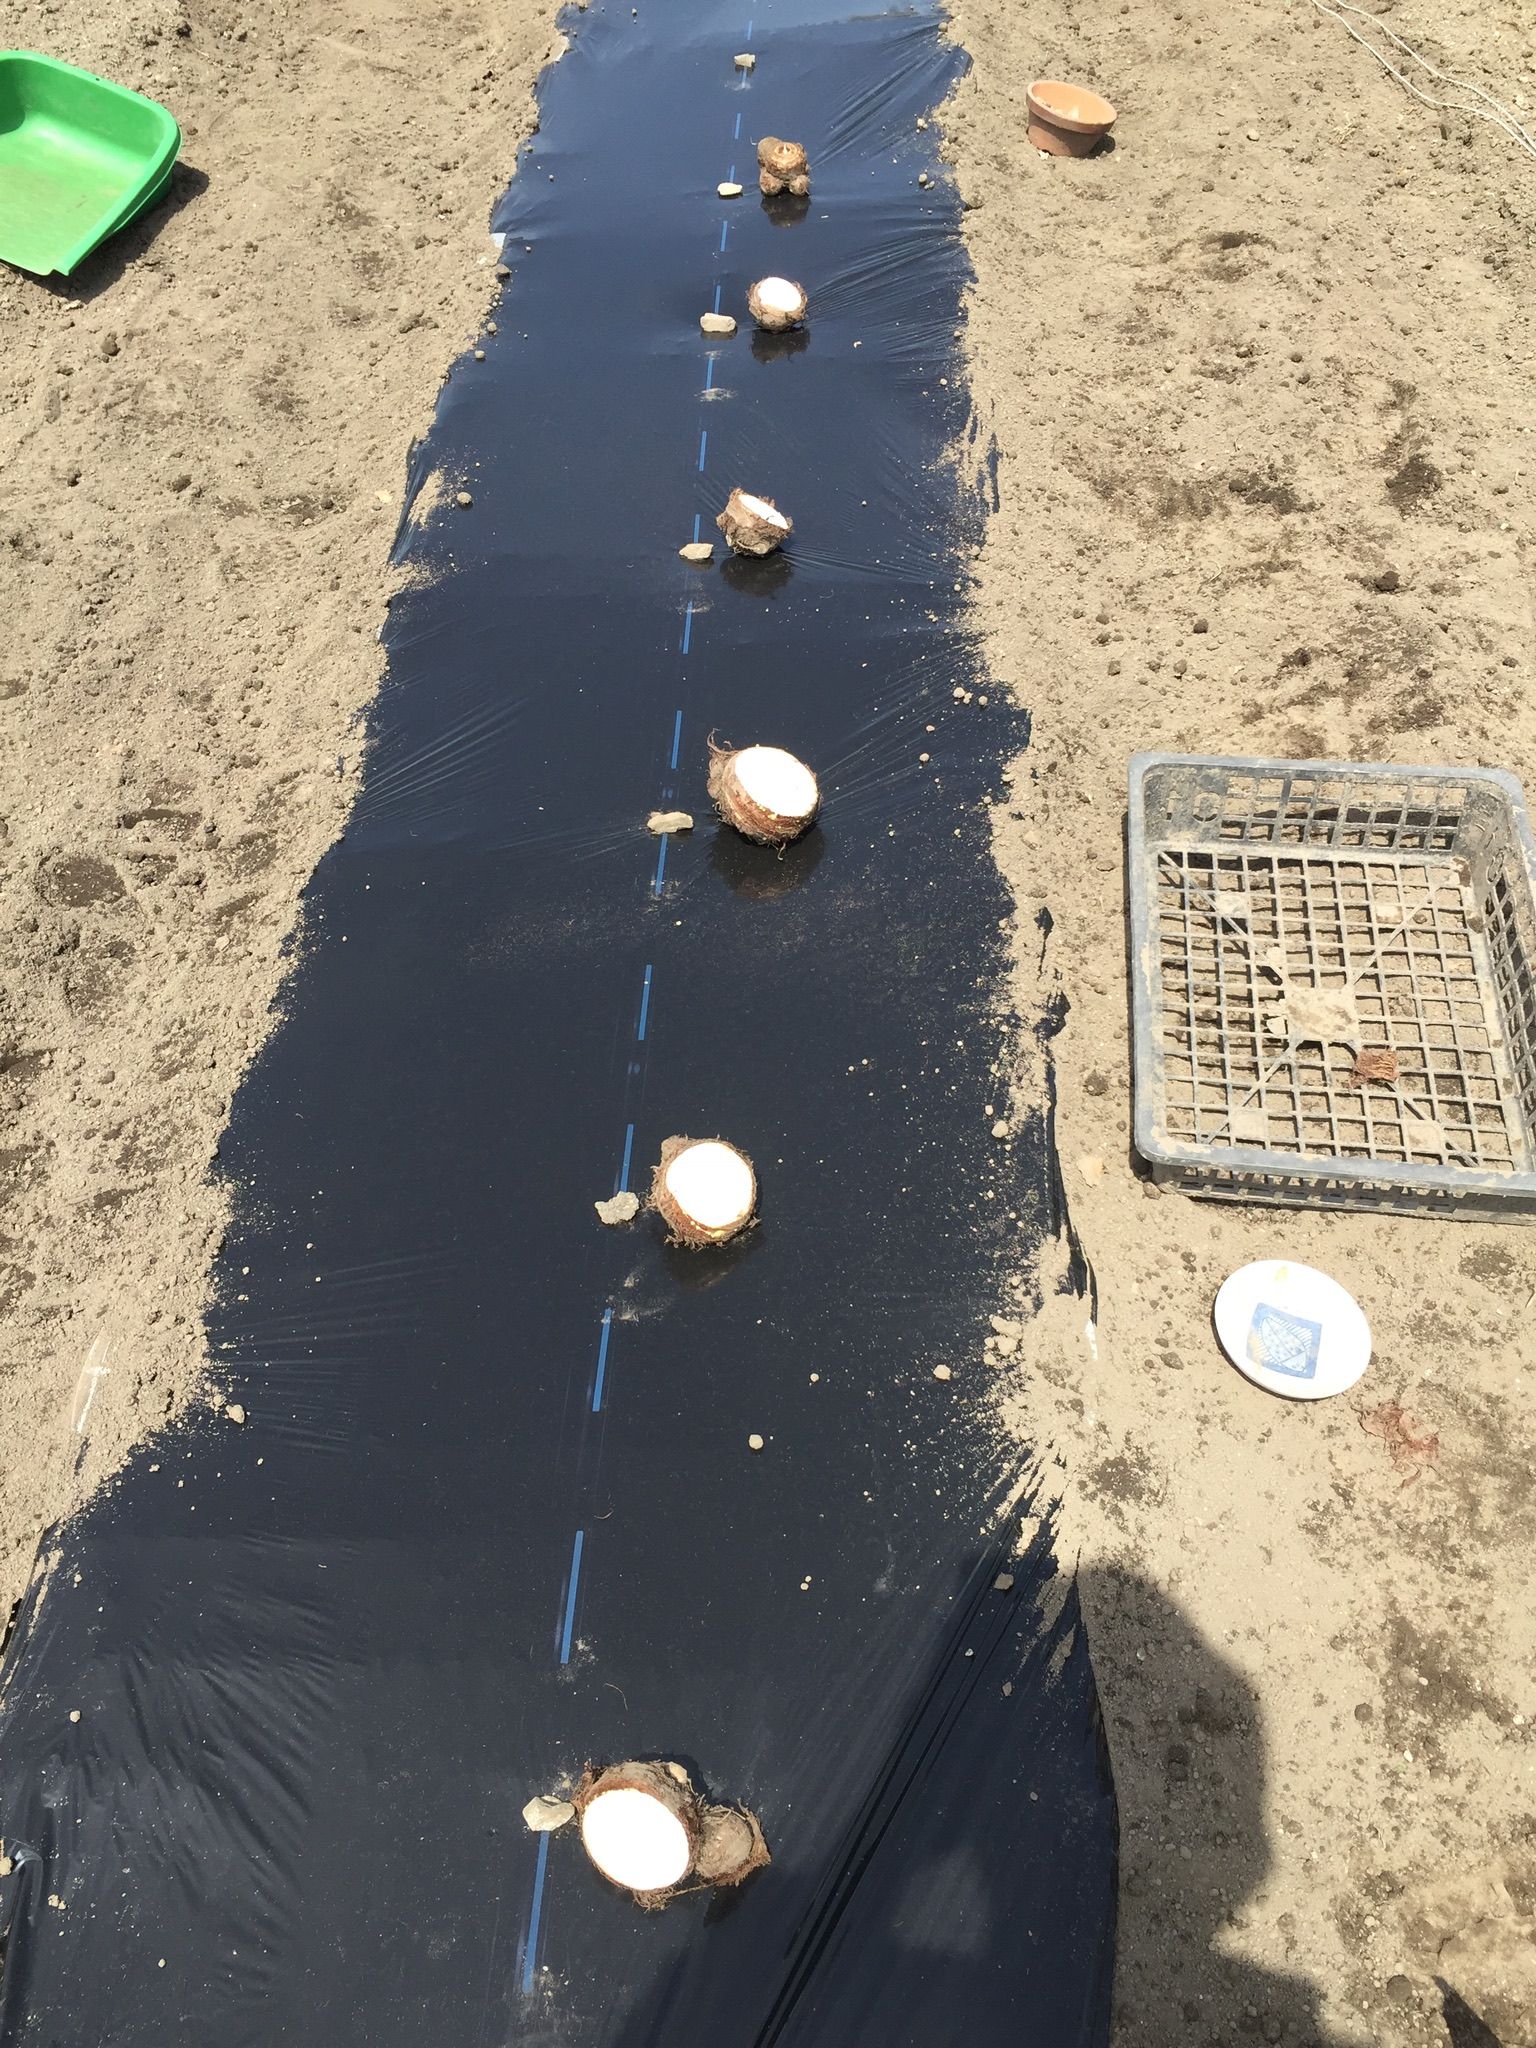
522;1794;575;1832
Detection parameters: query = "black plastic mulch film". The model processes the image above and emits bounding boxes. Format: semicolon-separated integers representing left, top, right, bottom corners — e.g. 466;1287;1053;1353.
0;2;1117;2040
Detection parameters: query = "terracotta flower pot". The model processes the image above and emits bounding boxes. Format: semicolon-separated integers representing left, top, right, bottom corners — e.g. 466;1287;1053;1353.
1026;79;1116;158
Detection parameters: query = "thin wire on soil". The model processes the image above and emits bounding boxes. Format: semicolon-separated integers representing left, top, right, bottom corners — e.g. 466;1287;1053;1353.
1310;0;1536;164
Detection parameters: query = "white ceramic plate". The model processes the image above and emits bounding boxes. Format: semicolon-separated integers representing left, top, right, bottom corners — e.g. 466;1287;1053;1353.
1213;1259;1372;1401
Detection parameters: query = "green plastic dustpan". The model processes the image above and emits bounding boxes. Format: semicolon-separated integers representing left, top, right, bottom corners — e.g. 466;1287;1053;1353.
0;51;180;277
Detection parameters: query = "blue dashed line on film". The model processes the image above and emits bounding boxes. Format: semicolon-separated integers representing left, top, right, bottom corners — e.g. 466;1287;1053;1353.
559;1530;585;1665
535;9;769;1991
521;1834;551;1994
592;1308;615;1414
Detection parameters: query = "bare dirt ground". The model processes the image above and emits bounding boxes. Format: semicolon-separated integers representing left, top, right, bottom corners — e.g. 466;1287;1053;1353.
2;0;1534;2042
0;0;558;1608
949;0;1536;2042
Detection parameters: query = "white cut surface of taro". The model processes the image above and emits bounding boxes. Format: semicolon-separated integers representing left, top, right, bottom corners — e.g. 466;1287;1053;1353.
737;492;788;530
581;1786;693;1892
733;745;817;820
753;277;805;316
664;1140;755;1231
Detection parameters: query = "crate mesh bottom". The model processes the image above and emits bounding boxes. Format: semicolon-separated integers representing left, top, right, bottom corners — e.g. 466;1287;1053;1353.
1156;845;1521;1171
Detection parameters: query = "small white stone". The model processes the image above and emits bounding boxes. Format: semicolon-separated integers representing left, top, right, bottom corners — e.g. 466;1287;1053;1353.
932;1364;953;1382
748;1433;765;1452
734;51;756;70
717;181;743;198
678;541;714;562
991;1120;1010;1140
595;1191;641;1226
647;810;694;834
700;312;737;336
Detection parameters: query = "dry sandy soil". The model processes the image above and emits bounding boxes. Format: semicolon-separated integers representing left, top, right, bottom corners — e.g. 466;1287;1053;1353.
0;0;559;1593
2;0;1534;2042
949;0;1536;2042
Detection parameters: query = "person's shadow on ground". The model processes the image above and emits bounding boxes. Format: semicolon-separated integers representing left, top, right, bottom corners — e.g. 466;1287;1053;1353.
1082;1564;1510;2048
585;1553;1505;2047
1082;1560;1344;2047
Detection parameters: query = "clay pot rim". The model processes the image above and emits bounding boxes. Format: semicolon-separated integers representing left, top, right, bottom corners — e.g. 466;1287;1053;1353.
1025;78;1117;134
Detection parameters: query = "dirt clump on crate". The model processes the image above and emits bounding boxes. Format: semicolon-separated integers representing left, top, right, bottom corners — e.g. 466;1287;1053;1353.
0;0;561;1623
948;0;1536;2042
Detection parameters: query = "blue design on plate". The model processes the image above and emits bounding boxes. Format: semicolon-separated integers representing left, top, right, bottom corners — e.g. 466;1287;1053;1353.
1246;1302;1323;1380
